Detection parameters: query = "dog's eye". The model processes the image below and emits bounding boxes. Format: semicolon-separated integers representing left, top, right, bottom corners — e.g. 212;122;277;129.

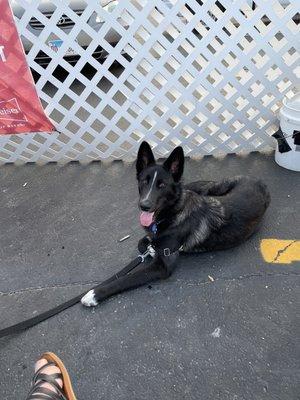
158;181;166;189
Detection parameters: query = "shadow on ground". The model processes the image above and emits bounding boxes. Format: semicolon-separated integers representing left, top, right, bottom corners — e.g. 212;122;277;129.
0;153;299;400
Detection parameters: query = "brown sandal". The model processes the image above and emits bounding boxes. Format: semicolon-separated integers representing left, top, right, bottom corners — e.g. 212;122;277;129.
26;352;77;400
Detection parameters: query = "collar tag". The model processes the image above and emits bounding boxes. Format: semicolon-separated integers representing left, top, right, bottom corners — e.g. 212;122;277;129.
150;222;158;235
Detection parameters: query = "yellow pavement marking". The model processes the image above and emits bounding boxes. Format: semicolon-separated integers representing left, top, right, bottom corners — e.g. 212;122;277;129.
260;239;300;264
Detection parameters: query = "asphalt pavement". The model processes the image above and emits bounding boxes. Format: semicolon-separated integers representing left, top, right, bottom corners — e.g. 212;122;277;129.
0;153;299;400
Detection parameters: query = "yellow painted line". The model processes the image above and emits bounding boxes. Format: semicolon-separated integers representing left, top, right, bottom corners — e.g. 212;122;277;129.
260;239;300;264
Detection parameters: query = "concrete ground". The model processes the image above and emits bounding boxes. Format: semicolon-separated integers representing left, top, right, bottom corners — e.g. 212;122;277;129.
0;153;299;400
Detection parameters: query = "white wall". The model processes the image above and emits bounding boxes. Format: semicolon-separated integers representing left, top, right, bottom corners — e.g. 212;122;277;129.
1;0;299;164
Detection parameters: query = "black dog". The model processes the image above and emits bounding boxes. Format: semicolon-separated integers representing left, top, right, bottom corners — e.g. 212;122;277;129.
81;141;270;307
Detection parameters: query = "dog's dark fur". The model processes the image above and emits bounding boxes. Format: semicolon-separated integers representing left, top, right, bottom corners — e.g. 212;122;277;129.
81;141;270;307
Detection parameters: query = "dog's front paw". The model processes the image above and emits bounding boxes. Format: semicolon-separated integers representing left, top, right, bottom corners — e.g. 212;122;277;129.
81;289;99;307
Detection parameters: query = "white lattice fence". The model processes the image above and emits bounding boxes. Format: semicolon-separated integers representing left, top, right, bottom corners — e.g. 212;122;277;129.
0;0;299;164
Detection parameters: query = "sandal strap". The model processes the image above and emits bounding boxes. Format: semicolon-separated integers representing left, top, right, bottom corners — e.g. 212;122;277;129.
32;363;58;383
34;372;63;385
34;362;56;376
27;385;65;399
27;361;67;400
31;372;64;394
27;383;67;400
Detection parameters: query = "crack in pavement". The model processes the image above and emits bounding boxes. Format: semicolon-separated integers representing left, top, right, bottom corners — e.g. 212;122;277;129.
169;271;300;287
272;240;298;263
0;272;299;297
0;280;102;297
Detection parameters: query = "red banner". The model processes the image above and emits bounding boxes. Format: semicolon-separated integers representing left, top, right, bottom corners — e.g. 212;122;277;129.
0;0;54;134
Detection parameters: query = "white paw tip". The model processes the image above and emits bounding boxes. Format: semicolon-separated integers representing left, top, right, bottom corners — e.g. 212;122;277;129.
81;290;98;307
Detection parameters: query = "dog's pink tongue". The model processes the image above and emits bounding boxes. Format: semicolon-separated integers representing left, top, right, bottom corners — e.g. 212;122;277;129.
140;211;154;227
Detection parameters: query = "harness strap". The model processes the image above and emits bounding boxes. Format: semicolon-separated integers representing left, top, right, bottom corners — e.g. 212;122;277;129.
154;245;184;257
0;252;150;339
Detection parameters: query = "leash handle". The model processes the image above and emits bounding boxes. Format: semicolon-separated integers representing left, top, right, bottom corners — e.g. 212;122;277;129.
0;250;151;339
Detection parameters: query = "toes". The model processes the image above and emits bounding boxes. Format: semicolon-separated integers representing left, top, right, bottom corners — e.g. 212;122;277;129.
35;358;48;372
81;290;98;307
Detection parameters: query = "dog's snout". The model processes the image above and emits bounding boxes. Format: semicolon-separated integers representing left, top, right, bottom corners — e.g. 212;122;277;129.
140;199;152;211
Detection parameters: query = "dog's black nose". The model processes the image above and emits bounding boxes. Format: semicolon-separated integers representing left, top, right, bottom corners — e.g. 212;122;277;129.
140;199;152;211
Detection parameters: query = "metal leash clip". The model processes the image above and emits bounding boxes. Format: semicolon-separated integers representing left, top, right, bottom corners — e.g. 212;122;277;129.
147;244;156;258
138;248;149;262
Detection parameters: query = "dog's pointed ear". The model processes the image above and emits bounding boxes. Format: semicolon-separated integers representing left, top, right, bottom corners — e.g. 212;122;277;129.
163;146;184;182
136;141;155;177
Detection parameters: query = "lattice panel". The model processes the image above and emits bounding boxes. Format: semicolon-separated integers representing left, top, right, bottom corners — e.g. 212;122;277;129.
0;0;299;164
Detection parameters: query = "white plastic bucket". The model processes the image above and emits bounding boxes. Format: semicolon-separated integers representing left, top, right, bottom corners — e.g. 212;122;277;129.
275;93;300;172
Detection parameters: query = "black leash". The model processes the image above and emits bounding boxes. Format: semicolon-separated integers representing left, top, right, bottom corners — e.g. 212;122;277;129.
0;250;150;339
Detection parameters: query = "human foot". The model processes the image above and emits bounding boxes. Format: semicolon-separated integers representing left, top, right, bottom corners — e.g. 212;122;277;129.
26;357;66;399
26;352;77;400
